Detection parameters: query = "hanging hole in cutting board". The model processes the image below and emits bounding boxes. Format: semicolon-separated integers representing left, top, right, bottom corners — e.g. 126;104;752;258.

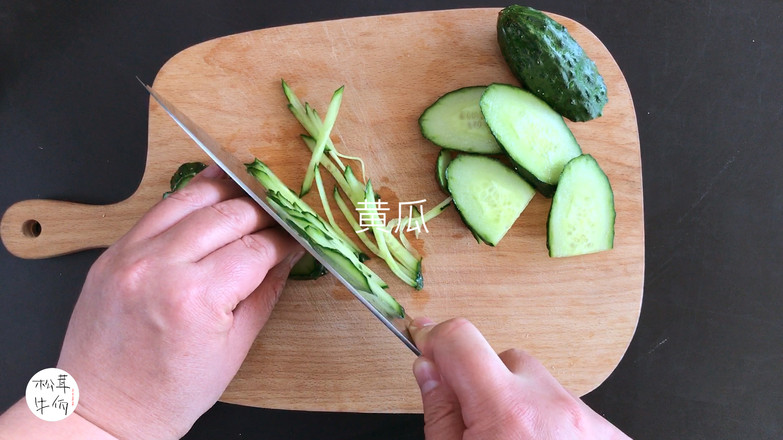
22;219;42;238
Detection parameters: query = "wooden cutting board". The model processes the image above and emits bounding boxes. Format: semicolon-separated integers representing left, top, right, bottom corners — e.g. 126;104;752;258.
1;8;643;413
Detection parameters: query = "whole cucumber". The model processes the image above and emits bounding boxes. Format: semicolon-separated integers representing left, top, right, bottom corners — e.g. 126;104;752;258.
497;5;607;122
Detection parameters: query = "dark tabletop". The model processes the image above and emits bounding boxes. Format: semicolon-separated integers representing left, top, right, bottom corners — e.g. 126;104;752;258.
2;0;782;438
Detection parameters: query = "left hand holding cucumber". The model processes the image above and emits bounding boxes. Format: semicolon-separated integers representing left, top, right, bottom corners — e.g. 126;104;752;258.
58;165;303;438
0;165;303;439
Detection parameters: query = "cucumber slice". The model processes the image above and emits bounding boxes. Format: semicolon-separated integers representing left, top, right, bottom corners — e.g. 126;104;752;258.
163;161;207;198
480;83;582;197
419;86;503;154
446;155;536;246
289;253;327;280
435;149;453;192
547;154;615;257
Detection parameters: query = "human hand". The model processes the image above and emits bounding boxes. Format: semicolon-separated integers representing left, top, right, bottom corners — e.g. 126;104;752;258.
56;165;303;439
410;318;631;439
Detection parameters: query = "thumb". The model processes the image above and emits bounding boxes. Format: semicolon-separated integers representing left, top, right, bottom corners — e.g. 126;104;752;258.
413;356;465;439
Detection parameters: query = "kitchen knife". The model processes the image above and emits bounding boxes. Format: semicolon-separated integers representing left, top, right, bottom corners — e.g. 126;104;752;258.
139;79;420;356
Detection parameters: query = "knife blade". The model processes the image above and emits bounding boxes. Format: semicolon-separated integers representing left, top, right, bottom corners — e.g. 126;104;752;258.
139;79;420;356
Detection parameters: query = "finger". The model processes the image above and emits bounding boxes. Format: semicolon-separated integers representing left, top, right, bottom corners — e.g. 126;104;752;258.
499;348;560;384
197;227;302;311
410;317;511;412
121;165;243;244
413;356;466;439
498;348;537;375
155;196;276;262
228;251;304;356
499;348;583;399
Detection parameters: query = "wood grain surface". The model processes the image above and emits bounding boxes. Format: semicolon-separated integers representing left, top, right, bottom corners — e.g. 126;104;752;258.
0;8;644;413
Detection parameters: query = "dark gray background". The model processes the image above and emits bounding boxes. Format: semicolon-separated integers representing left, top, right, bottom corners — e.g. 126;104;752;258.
2;1;781;438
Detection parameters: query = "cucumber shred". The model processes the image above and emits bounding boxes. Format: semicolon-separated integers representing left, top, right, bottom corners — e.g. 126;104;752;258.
446;155;536;246
419;86;503;154
547;154;615;257
283;81;431;291
480;83;582;197
246;159;404;318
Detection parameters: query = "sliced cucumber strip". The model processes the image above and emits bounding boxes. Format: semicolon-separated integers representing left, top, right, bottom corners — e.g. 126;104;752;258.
300;85;344;196
547;154;615;257
480;83;582;197
312;164;367;260
446;155;535;246
246;159;403;318
333;186;381;257
282;80;347;173
419;86;503;154
388;196;452;238
363;180;421;289
435;149;453;192
300;135;353;197
342;165;366;205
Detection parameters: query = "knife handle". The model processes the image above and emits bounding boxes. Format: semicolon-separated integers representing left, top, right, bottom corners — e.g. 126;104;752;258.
1;198;145;259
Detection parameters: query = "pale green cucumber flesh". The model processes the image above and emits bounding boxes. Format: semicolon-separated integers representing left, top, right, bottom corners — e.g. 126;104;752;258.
480;83;581;197
419;86;503;154
547;154;615;257
446;155;536;246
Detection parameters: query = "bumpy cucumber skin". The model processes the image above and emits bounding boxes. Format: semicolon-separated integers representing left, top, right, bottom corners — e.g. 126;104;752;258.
497;5;607;122
163;161;207;198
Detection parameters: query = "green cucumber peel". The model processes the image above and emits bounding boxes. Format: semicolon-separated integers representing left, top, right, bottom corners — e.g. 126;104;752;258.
313;164;367;261
364;180;419;288
334;186;382;257
300;85;344;197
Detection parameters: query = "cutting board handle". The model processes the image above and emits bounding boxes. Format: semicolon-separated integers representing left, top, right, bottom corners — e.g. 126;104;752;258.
1;198;145;259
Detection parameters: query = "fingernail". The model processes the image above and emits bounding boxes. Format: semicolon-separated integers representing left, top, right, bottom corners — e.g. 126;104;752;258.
411;316;435;328
413;357;440;394
410;317;435;332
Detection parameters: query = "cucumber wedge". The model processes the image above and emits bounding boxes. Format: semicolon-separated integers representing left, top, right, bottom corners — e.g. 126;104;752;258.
547;154;615;257
419;86;503;154
446;155;536;246
480;83;582;197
